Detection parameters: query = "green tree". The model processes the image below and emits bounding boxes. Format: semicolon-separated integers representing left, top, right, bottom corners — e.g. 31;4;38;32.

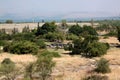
69;24;83;36
83;42;108;58
45;32;64;42
95;58;111;73
5;20;13;24
83;25;98;35
35;22;57;35
69;25;97;36
71;38;83;55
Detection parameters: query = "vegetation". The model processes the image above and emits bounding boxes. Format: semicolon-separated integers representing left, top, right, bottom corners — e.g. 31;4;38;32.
69;24;98;36
5;20;13;24
66;35;109;57
0;20;119;79
35;22;57;36
36;39;46;49
3;41;38;54
83;42;109;57
0;58;20;80
35;55;55;80
25;62;35;80
38;50;61;58
95;58;111;73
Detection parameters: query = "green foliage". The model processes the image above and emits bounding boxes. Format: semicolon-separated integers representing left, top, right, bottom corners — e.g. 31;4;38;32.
38;50;61;58
66;34;79;40
0;33;12;40
35;22;57;36
69;24;98;36
36;55;55;80
0;40;7;46
2;58;14;64
36;39;46;49
67;35;109;57
95;58;111;73
83;25;98;35
4;41;38;54
71;38;83;55
69;24;83;36
5;20;13;24
83;42;108;58
44;32;64;42
11;33;36;41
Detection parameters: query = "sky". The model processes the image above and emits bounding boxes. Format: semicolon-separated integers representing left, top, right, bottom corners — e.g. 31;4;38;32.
0;0;120;19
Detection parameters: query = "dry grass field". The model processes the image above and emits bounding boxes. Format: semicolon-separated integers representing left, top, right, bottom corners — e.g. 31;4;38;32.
0;36;120;80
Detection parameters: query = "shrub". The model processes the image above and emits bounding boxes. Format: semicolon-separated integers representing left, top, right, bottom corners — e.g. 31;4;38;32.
95;58;111;73
39;50;61;58
83;42;108;58
0;58;20;80
0;40;7;46
4;41;38;54
36;39;46;49
5;20;13;24
2;58;14;64
36;55;55;80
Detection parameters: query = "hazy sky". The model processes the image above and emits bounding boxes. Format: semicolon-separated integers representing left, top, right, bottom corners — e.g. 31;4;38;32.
0;0;120;19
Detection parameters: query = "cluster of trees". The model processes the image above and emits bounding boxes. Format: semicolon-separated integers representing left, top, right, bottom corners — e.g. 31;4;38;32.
65;35;109;58
1;21;120;56
69;25;98;36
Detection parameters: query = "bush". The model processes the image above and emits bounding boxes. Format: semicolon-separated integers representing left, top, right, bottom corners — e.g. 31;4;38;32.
5;20;13;24
4;41;38;54
36;39;46;49
0;58;18;80
0;40;7;46
2;58;14;64
95;58;111;73
82;42;108;58
38;50;61;58
36;55;55;80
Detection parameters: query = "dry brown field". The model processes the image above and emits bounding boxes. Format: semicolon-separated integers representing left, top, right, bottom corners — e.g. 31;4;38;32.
0;37;120;80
